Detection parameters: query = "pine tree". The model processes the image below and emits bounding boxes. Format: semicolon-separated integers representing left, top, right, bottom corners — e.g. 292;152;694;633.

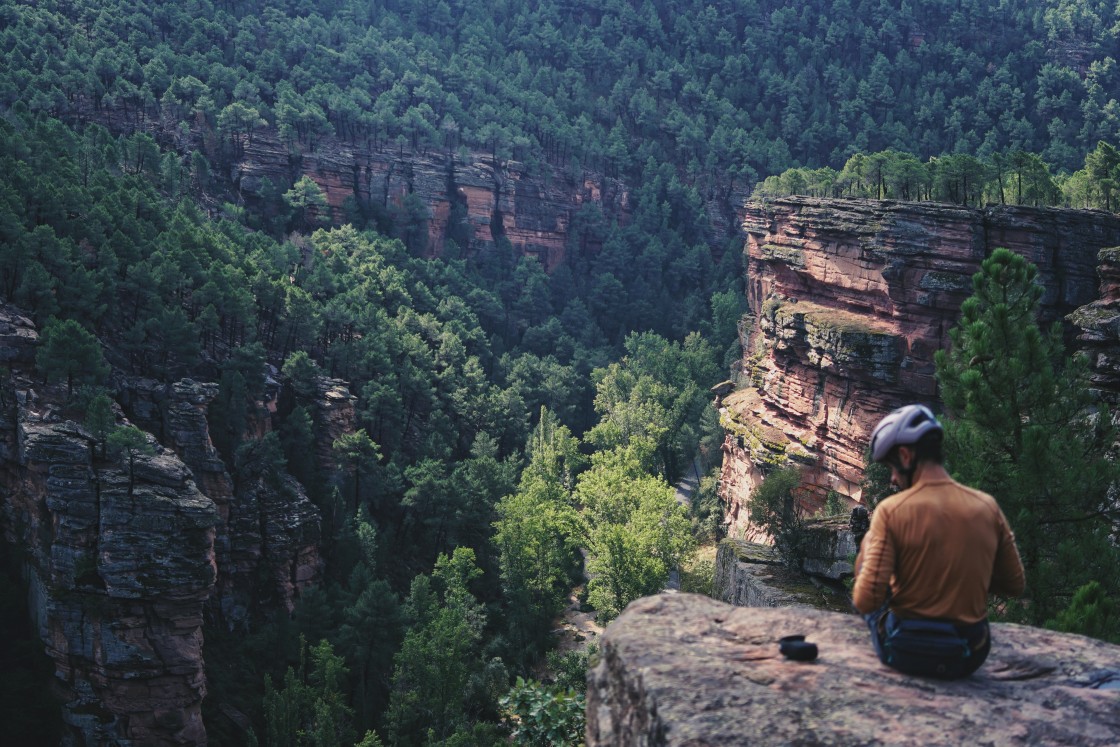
106;425;155;498
35;317;109;396
935;248;1120;631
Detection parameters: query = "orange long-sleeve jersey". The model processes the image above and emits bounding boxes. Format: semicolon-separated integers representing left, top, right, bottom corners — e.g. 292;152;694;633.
852;476;1026;624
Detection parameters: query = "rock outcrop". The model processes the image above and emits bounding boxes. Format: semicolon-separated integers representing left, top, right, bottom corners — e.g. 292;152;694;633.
4;402;219;746
0;304;327;744
307;376;359;482
115;375;324;627
166;378;322;625
231;129;748;269
712;539;849;611
587;593;1120;746
234;131;636;270
1071;246;1120;402
721;198;1120;537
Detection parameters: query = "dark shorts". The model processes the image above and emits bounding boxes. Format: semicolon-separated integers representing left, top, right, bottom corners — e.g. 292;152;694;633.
864;605;990;679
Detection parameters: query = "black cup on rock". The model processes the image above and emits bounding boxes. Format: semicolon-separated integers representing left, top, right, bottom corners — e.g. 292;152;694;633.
779;634;818;661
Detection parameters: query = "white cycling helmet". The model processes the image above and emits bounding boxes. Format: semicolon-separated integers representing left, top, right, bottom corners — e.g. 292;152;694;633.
869;404;943;463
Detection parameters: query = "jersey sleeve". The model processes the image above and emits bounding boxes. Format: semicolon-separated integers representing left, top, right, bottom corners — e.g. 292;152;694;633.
852;505;895;614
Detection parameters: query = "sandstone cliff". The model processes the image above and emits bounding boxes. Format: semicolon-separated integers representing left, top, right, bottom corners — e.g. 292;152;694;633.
117;374;324;627
720;197;1120;537
0;363;219;743
587;593;1120;746
1071;245;1120;402
712;539;850;611
233;130;630;270
0;304;327;744
228;129;746;269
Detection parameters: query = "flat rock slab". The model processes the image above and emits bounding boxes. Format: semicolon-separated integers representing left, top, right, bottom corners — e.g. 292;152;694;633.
587;593;1120;746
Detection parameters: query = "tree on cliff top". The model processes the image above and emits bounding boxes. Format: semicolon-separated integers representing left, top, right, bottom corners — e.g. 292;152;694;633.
747;466;808;568
935;247;1120;633
284;176;329;233
107;425;155;499
35;317;109;397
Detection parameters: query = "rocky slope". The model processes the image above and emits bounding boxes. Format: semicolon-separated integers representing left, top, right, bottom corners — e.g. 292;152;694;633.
587;593;1120;746
0;305;327;745
719;197;1120;537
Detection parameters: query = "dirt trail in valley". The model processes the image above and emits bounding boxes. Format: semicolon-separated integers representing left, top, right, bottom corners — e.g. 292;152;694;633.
553;585;603;656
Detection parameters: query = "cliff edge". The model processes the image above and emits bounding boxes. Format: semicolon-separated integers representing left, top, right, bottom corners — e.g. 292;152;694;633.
720;197;1120;535
587;594;1120;746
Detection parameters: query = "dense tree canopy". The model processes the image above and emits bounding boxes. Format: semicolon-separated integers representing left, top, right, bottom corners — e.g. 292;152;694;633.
0;106;738;744
4;0;1120;743
3;0;1119;199
754;143;1119;209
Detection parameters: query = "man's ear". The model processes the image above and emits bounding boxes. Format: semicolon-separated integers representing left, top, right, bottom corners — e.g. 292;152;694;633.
896;445;915;469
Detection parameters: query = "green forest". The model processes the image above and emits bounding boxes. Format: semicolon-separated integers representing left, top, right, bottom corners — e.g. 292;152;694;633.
5;0;1120;199
0;113;732;745
2;0;1120;744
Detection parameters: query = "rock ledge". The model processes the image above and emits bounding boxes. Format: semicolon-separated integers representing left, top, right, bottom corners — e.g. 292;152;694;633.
587;594;1120;746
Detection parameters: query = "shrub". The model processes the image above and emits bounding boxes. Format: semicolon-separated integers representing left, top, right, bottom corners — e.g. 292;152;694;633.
748;466;807;567
500;677;585;746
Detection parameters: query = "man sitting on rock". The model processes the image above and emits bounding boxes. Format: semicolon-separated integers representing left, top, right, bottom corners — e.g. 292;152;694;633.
852;404;1025;678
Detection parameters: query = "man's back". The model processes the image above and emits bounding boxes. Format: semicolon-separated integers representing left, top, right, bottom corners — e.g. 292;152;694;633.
852;476;1025;623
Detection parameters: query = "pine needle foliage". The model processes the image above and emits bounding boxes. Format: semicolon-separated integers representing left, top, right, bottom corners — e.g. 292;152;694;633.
935;248;1120;634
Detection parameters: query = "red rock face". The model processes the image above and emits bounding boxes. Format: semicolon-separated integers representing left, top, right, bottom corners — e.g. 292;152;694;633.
721;198;1120;538
233;133;636;272
230;130;747;272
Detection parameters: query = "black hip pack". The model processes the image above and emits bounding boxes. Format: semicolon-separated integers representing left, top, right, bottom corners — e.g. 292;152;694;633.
884;614;977;679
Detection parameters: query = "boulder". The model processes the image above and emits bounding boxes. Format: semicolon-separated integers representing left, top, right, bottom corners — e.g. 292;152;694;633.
587;593;1120;746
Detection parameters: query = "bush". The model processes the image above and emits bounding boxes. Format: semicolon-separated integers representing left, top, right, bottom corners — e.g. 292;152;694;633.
679;553;715;597
748;466;807;567
1044;581;1119;644
500;677;585;746
545;644;596;694
817;489;846;518
689;470;725;542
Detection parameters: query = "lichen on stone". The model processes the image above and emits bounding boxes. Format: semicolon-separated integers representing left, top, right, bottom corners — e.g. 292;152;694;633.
919;270;971;292
1097;246;1120;263
759;243;806;268
1069;303;1120;331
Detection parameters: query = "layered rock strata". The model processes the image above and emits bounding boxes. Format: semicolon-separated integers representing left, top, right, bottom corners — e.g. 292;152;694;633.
1071;246;1120;401
0;304;327;744
5;404;219;746
587;593;1120;746
165;379;322;624
307;377;359;481
712;539;849;612
233;131;643;270
116;376;323;626
721;198;1120;537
